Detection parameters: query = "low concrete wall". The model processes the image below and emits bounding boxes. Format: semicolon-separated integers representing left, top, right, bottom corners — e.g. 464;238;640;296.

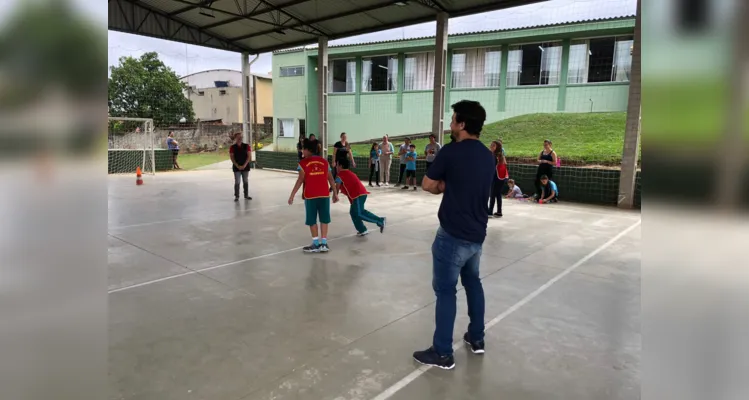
255;151;642;208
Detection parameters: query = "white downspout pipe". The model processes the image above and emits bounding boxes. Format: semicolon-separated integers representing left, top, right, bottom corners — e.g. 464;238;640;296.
242;53;260;160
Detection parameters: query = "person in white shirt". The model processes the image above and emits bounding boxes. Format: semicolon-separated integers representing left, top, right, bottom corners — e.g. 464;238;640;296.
505;179;524;199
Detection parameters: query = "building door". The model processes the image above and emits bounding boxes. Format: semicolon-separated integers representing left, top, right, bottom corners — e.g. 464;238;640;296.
299;119;306;138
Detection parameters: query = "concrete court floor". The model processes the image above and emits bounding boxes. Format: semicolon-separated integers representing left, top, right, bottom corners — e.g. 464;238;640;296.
108;168;641;400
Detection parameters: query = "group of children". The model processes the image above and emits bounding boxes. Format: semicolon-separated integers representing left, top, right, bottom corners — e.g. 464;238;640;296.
289;138;387;253
367;141;419;190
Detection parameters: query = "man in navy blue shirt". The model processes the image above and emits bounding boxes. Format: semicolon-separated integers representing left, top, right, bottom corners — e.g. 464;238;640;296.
415;100;495;370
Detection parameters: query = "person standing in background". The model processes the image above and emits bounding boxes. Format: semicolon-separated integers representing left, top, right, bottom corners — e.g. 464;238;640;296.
229;133;252;201
333;132;355;182
369;142;381;187
535;139;558;200
166;132;181;170
396;137;412;186
424;134;442;171
297;133;306;162
488;140;508;217
379;135;395;186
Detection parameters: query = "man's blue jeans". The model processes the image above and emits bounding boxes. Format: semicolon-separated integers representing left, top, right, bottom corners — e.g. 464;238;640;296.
431;227;485;356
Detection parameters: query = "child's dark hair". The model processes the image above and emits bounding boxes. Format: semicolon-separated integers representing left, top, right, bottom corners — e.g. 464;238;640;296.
540;174;549;180
429;133;436;139
303;138;318;153
370;142;378;151
451;100;487;136
409;144;416;149
338;157;350;169
508;179;515;185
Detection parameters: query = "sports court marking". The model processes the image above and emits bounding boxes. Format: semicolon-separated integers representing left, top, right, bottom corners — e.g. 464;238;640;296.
109;203;288;230
108;213;435;294
370;219;641;400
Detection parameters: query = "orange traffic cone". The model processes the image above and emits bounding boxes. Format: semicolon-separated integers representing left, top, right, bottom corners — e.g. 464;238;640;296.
136;166;143;185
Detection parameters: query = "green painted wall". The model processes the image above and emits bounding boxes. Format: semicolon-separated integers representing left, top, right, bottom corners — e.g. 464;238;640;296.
272;18;636;149
565;84;631;113
272;51;308;151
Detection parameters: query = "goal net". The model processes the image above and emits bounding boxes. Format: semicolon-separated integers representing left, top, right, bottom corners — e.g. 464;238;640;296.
108;117;155;175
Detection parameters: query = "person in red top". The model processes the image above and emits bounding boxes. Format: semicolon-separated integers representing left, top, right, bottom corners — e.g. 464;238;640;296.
488;140;509;217
289;139;339;253
335;158;386;236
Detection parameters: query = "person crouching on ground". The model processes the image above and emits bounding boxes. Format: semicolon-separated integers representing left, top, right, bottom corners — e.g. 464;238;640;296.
229;133;252;201
505;179;524;199
288;139;339;253
335;158;386;237
539;175;559;204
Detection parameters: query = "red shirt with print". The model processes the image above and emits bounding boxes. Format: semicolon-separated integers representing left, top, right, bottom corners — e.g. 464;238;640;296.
337;169;369;202
299;156;331;199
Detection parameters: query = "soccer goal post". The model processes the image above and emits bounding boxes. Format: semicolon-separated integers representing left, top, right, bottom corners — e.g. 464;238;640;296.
108;117;155;175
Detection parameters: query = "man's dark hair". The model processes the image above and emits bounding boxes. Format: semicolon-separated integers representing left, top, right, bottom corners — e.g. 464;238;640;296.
540;174;549;180
451;100;487;136
338;157;350;169
303;138;319;153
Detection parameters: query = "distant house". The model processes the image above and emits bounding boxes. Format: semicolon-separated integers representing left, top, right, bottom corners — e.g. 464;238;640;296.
180;69;273;132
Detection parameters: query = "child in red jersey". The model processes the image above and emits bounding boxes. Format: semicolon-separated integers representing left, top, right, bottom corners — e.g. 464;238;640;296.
335;158;386;236
289;139;339;253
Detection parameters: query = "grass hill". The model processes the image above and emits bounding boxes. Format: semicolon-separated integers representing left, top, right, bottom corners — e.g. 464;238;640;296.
339;112;630;166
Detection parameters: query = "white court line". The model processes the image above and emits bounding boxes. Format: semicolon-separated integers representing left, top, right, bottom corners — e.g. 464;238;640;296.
110;204;288;230
108;215;432;294
371;219;641;400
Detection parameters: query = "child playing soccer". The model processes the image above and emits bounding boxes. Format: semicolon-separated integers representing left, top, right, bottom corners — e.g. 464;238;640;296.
336;158;386;236
288;139;339;253
401;144;418;191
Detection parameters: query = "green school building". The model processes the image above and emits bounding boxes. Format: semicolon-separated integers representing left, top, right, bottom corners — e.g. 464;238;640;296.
271;15;636;152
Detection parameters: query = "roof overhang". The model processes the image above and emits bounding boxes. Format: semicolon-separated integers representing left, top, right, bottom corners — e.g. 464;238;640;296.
108;0;548;54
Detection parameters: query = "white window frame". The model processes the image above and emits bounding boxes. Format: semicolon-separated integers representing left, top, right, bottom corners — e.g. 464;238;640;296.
506;41;563;87
403;51;436;91
328;58;357;93
567;35;634;85
450;46;502;89
279;66;305;77
362;54;398;92
277;118;295;138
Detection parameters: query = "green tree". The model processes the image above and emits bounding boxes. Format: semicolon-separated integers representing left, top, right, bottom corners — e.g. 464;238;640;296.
108;52;194;127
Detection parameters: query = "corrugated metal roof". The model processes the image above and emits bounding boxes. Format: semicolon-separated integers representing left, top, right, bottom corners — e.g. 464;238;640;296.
273;15;636;54
108;0;551;54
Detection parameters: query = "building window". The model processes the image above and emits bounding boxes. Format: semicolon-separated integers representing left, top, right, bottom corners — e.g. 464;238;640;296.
506;42;563;87
278;118;295;138
328;59;356;93
362;55;398;92
451;47;501;89
219;89;227;95
404;52;435;91
280;66;305;77
568;36;634;84
198;91;205;96
299;119;306;138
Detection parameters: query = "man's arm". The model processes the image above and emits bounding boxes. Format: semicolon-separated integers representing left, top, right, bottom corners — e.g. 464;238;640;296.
422;148;448;195
288;170;305;204
242;147;252;169
230;150;240;170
